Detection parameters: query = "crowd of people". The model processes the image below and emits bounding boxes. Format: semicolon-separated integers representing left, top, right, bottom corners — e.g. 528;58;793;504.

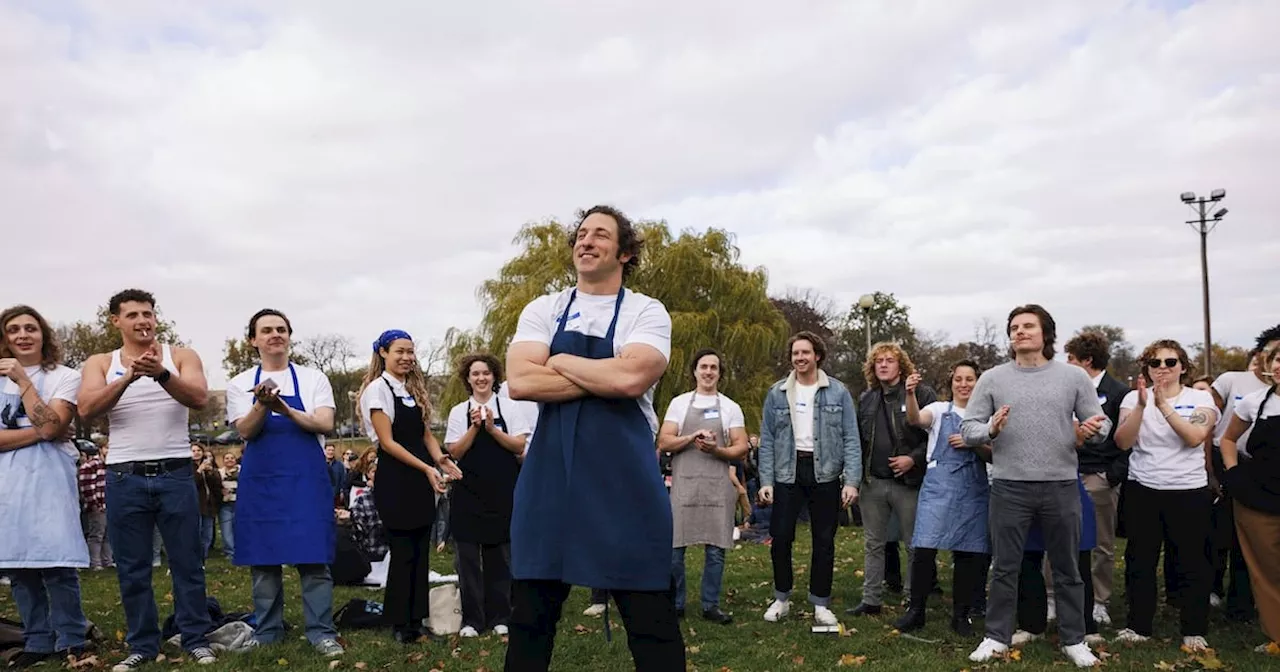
1;205;1278;672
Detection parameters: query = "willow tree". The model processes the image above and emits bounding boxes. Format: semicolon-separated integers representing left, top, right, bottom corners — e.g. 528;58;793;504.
438;219;790;432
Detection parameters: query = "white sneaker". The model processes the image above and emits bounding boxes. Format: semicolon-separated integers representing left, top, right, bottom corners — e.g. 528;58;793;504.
1012;630;1042;645
1115;628;1150;643
493;624;508;636
582;603;606;617
1209;593;1222;608
969;638;1009;663
459;626;479;638
1063;642;1099;668
813;605;837;626
1092;604;1111;626
1046;601;1057;622
1182;636;1209;653
763;599;790;622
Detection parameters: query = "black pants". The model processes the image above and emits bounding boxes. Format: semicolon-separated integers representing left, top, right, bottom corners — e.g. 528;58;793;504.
1210;451;1255;617
385;526;433;632
504;579;685;672
769;455;840;601
456;541;512;631
1018;550;1097;635
885;541;903;590
909;548;985;616
1123;482;1212;636
589;588;610;605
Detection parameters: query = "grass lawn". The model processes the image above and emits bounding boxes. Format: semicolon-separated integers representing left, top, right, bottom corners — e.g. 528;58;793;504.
3;525;1275;671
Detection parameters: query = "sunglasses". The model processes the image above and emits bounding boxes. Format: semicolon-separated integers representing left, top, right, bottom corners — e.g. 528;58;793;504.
1146;358;1180;369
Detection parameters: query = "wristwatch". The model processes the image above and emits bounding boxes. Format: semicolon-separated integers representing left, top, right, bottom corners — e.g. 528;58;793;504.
153;370;172;384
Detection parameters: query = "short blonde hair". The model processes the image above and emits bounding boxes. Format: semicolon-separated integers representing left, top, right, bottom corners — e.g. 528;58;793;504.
863;342;916;389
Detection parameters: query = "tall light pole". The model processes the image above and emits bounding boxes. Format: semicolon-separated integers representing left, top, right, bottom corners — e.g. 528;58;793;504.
1180;189;1228;376
857;293;875;354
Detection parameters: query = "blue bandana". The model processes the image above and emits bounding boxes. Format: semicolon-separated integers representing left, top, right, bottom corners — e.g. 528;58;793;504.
373;329;413;353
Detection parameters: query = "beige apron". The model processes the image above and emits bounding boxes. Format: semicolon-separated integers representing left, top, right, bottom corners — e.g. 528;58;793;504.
670;395;735;549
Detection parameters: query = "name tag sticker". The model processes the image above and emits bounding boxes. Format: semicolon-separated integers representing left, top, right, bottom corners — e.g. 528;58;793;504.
1098;394;1107;405
402;397;417;408
796;401;809;413
900;403;907;413
702;409;720;420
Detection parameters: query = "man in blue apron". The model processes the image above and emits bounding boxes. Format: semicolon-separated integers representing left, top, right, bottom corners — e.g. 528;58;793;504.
225;309;344;657
504;205;684;671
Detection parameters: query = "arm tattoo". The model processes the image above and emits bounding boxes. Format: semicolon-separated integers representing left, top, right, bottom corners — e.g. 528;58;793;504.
27;399;57;428
1189;410;1211;427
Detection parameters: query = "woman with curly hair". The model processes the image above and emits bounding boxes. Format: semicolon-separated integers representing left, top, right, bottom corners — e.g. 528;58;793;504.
1113;339;1218;651
358;329;462;644
444;353;530;637
0;305;90;667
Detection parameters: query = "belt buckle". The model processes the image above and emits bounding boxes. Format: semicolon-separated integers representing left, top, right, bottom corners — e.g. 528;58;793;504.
141;461;163;477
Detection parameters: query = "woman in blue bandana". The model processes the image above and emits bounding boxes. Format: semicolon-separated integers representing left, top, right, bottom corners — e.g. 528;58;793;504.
357;329;461;644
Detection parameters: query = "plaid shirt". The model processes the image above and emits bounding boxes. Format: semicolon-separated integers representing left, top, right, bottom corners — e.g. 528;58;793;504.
350;488;388;561
78;456;107;513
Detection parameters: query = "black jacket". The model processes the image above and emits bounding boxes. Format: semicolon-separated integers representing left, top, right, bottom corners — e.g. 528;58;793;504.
857;381;937;487
1078;371;1130;484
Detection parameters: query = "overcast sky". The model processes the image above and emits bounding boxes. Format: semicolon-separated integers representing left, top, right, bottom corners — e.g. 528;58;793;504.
4;0;1277;388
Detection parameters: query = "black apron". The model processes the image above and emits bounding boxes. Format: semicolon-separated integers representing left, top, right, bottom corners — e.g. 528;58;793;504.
373;379;438;531
1224;386;1280;515
450;398;520;544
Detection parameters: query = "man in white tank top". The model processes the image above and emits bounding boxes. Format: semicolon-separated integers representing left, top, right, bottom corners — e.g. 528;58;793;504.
78;289;217;671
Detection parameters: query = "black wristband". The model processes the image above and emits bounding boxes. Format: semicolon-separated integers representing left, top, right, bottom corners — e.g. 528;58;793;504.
153;369;172;384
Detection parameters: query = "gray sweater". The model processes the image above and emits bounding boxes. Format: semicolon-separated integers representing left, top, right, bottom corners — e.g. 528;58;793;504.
961;359;1111;482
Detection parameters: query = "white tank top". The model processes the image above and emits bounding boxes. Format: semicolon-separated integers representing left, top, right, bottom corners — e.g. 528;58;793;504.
104;345;191;464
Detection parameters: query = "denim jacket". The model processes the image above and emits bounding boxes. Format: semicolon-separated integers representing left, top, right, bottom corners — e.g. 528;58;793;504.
758;370;862;488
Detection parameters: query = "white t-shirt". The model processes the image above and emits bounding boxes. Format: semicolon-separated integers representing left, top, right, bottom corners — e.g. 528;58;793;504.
662;392;746;438
1121;387;1218;489
226;364;336;449
921;400;959;463
1233;386;1280;426
444;395;533;445
359;372;417;444
510;287;672;435
0;365;80;457
793;383;819;452
1213;371;1270;454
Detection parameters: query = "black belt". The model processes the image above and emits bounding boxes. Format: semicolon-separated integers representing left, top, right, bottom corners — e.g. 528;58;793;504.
109;458;190;477
796;451;814;459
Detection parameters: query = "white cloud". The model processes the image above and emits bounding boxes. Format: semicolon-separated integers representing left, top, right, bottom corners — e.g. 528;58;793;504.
2;0;1276;387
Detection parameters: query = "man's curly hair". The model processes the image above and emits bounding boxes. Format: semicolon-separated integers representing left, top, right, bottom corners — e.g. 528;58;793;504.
566;205;643;280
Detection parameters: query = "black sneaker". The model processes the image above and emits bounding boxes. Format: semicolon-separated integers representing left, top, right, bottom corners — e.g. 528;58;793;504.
702;607;733;625
844;603;882;616
8;651;53;669
675;607;685;619
111;654;152;672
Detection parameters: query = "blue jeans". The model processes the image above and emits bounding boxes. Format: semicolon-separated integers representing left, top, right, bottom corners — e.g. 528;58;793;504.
198;515;215;559
8;568;88;653
106;463;213;657
218;504;236;559
671;545;726;611
250;565;337;646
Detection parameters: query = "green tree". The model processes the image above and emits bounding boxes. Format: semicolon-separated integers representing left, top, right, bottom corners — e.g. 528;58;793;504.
1189;342;1252;378
56;306;185;370
440;220;790;432
770;289;838;379
220;337;312;379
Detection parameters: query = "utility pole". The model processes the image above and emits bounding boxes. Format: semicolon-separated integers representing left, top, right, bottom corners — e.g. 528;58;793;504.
1180;189;1228;376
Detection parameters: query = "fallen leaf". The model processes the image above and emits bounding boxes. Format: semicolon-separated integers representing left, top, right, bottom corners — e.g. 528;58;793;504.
854;570;865;578
328;661;342;670
1266;642;1280;656
116;629;125;642
1195;654;1224;670
1008;649;1022;661
1154;662;1177;671
837;654;867;667
688;627;698;637
793;655;805;665
354;663;368;670
407;652;426;663
479;649;490;657
68;655;99;669
687;646;701;655
574;624;590;634
277;658;289;666
718;667;733;672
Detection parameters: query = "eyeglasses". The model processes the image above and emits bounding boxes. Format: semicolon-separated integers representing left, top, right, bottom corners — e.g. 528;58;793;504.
1146;358;1180;369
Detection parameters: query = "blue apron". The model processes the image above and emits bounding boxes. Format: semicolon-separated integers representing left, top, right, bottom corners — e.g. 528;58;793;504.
510;289;672;591
233;365;335;566
1025;477;1096;552
0;370;89;569
912;403;991;553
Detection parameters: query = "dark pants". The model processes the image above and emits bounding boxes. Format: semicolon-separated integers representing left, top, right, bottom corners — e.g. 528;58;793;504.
1123;482;1212;637
769;454;840;605
455;541;512;631
385;527;433;632
1210;451;1255;617
1019;550;1097;635
105;464;212;657
885;541;903;590
909;548;984;617
590;588;610;605
504;579;685;672
986;479;1085;646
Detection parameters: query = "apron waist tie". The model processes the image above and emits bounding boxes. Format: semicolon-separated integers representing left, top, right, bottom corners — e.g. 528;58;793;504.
603;599;612;642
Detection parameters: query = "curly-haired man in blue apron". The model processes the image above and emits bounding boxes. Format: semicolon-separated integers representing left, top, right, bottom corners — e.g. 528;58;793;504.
504;205;684;672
